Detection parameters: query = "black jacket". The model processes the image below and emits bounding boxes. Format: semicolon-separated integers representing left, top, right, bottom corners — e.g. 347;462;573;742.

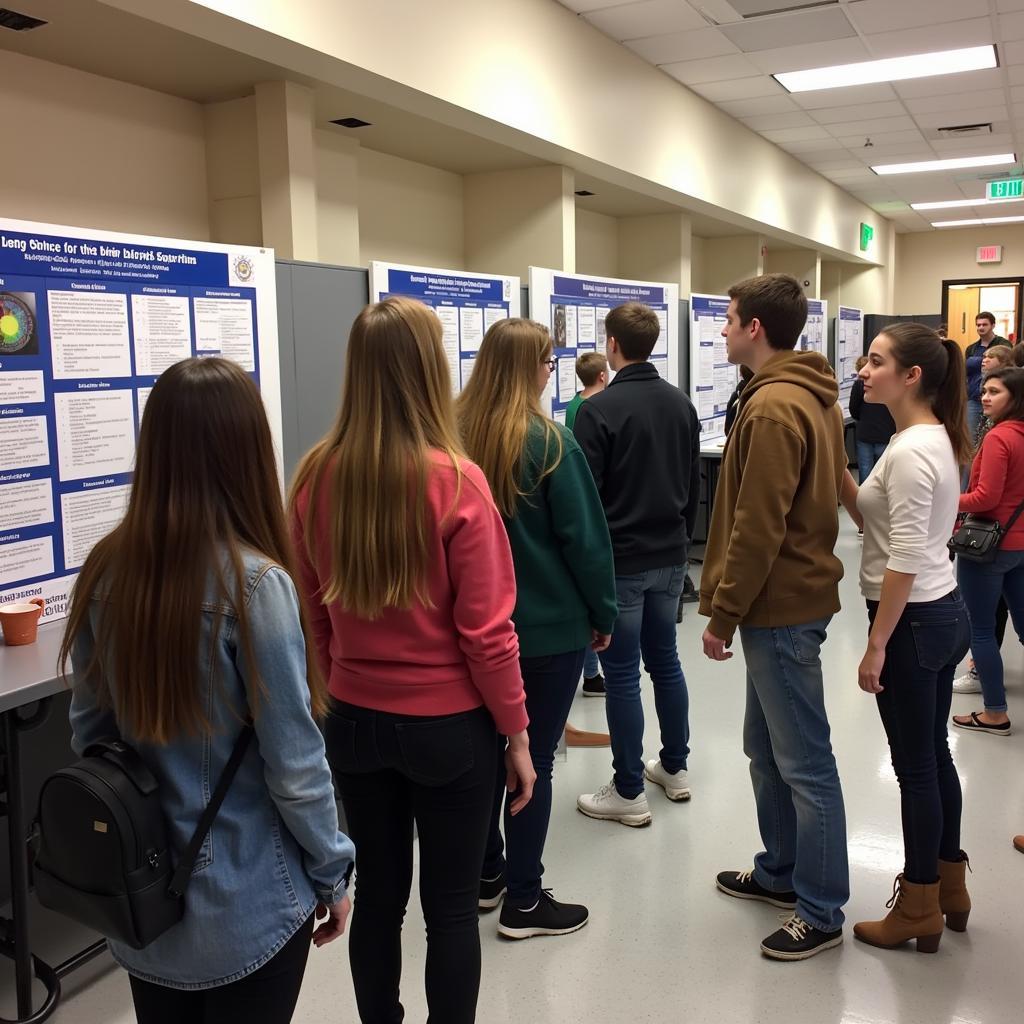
572;362;701;574
848;377;896;444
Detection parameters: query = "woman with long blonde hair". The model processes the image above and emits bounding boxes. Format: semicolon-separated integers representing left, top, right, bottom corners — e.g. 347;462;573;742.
289;297;533;1024
458;319;616;940
63;357;353;1023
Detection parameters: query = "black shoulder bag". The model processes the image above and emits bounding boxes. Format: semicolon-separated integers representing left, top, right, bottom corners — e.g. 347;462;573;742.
948;499;1024;563
32;725;254;950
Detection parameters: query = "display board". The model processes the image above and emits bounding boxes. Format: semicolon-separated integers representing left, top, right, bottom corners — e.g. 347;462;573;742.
528;268;680;421
0;217;279;624
369;261;520;395
801;298;828;354
836;305;864;418
689;293;736;442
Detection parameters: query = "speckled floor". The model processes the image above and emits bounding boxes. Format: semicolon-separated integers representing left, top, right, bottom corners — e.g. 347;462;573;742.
10;513;1024;1024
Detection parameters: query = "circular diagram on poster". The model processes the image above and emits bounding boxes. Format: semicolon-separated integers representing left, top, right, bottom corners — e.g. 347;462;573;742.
0;293;36;355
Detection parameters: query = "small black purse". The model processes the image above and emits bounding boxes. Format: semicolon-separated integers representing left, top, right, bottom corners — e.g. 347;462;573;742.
948;499;1024;563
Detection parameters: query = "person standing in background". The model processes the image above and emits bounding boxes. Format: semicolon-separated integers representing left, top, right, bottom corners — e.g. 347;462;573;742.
575;302;700;827
965;312;1010;438
850;354;897;483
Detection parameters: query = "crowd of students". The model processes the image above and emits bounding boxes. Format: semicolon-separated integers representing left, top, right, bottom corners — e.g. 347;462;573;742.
59;274;1024;1022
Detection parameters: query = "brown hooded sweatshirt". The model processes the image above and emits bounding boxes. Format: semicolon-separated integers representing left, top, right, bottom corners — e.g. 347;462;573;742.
699;349;846;642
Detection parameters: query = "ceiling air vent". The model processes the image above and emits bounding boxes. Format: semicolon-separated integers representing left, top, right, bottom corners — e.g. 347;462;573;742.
330;117;372;128
936;123;993;138
0;7;47;30
575;190;596;197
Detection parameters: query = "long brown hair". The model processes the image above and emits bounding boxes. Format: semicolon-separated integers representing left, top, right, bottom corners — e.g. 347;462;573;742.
883;323;971;465
289;297;464;620
456;318;563;517
60;358;324;743
981;367;1024;424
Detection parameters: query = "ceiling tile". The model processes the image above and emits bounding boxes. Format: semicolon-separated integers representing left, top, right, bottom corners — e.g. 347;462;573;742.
719;7;857;54
904;90;1008;115
846;0;990;35
824;115;919;137
862;19;994;60
717;95;800;117
998;0;1024;12
809;100;909;124
913;108;1011;131
660;53;762;85
583;0;709;39
834;128;928;147
790;83;898;109
741;110;817;130
687;76;787;101
895;68;1005;98
1002;40;1024;65
626;28;738;65
930;133;1016;153
760;124;833;143
1012;85;1024;102
557;0;629;12
746;37;870;75
1000;12;1024;41
1008;66;1024;85
777;137;849;153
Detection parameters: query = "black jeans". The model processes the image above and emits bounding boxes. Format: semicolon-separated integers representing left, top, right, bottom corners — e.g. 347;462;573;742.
324;701;497;1024
867;590;971;884
129;914;313;1024
482;649;585;906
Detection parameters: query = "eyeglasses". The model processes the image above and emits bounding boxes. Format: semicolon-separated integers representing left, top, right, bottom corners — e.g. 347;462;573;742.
543;358;557;370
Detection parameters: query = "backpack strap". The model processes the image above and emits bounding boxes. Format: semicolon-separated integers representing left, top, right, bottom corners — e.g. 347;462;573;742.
1004;496;1024;536
167;724;255;899
84;740;160;796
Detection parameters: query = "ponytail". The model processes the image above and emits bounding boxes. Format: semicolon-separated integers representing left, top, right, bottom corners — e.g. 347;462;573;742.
883;323;972;466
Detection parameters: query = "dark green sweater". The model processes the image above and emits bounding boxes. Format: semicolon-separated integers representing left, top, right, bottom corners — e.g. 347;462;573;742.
504;420;617;657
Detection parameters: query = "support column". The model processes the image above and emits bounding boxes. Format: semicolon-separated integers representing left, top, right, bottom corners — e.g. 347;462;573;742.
255;81;318;261
618;212;693;296
699;235;765;294
464;165;575;279
204;96;263;246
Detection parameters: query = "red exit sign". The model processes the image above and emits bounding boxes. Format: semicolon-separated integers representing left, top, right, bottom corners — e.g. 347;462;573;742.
977;245;1003;264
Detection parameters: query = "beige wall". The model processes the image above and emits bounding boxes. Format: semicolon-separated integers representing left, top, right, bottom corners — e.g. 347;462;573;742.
357;148;464;269
764;249;820;297
315;131;360;266
575;209;618;279
697;236;764;296
204;96;262;245
0;50;208;240
821;260;891;317
894;225;1024;315
618;213;692;295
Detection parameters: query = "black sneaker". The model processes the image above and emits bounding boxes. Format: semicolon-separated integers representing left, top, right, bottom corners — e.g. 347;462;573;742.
582;674;605;697
761;915;843;961
478;873;506;912
681;574;699;604
497;890;589;939
716;869;797;909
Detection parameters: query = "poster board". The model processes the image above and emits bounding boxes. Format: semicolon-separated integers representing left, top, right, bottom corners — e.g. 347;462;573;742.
528;268;680;421
369;261;520;395
689;293;736;442
802;298;828;354
0;217;279;624
836;305;864;418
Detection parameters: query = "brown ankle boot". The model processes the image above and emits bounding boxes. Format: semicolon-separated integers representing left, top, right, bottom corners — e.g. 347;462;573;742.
854;875;944;953
938;851;971;932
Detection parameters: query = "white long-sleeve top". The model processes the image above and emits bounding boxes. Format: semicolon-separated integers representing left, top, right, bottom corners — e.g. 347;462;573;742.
857;423;959;602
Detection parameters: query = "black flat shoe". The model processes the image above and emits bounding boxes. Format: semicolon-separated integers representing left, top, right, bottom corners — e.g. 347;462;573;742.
952;711;1011;737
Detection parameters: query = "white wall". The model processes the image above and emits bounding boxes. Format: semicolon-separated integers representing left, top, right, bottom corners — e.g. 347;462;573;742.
764;249;819;297
205;96;262;245
315;131;360;266
0;50;208;240
699;236;764;295
357;148;464;269
575;209;618;279
822;260;891;316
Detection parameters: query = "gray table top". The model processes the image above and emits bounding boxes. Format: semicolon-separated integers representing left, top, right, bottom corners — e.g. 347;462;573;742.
0;621;69;714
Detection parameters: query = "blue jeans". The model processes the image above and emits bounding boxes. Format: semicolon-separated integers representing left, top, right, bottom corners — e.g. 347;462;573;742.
868;590;970;883
603;565;689;800
856;440;888;484
967;396;983;440
957;550;1024;714
583;646;601;679
483;649;585;905
739;617;848;933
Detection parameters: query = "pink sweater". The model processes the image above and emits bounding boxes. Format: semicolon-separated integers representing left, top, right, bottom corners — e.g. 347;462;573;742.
290;451;528;735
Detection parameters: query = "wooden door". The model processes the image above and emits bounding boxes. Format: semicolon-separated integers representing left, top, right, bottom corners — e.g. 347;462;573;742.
947;287;980;350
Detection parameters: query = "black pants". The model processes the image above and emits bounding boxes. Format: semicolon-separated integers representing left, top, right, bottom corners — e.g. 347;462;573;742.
324;701;497;1024
483;649;585;906
129;914;313;1024
996;595;1009;647
868;590;971;885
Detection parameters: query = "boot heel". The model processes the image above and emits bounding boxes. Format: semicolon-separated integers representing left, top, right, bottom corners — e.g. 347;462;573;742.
916;933;942;954
945;910;969;933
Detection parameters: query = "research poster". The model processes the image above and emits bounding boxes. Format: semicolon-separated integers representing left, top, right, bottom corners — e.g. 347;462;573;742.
801;298;828;355
0;217;280;625
836;306;864;418
529;268;680;420
368;261;520;395
689;293;736;442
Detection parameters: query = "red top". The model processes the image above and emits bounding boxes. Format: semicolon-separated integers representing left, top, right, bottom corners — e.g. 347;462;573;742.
290;451;528;735
961;419;1024;550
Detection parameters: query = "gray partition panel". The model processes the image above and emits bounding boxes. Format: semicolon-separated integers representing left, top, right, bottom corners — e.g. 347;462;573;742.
678;298;690;396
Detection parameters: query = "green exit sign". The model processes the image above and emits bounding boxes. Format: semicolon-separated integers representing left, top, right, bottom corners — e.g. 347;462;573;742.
859;223;874;252
987;178;1023;200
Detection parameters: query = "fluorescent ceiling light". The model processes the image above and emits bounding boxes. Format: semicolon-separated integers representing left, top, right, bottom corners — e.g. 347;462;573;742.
911;197;1024;210
873;153;1015;175
774;45;997;93
932;215;1024;228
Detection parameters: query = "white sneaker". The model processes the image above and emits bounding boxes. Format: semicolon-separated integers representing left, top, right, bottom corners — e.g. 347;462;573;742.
644;759;691;801
953;667;981;694
577;781;652;827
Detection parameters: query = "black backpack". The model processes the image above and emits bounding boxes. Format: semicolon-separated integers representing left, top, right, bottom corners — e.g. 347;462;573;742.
32;727;253;950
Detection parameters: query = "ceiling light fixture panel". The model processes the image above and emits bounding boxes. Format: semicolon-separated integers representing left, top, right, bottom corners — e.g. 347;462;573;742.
931;215;1024;227
911;197;1024;210
872;153;1015;175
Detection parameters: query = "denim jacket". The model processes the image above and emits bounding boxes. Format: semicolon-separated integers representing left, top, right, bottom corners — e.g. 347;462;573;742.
69;551;354;990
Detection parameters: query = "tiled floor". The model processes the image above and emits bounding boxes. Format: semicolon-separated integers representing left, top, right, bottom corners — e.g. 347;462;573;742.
12;513;1024;1023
